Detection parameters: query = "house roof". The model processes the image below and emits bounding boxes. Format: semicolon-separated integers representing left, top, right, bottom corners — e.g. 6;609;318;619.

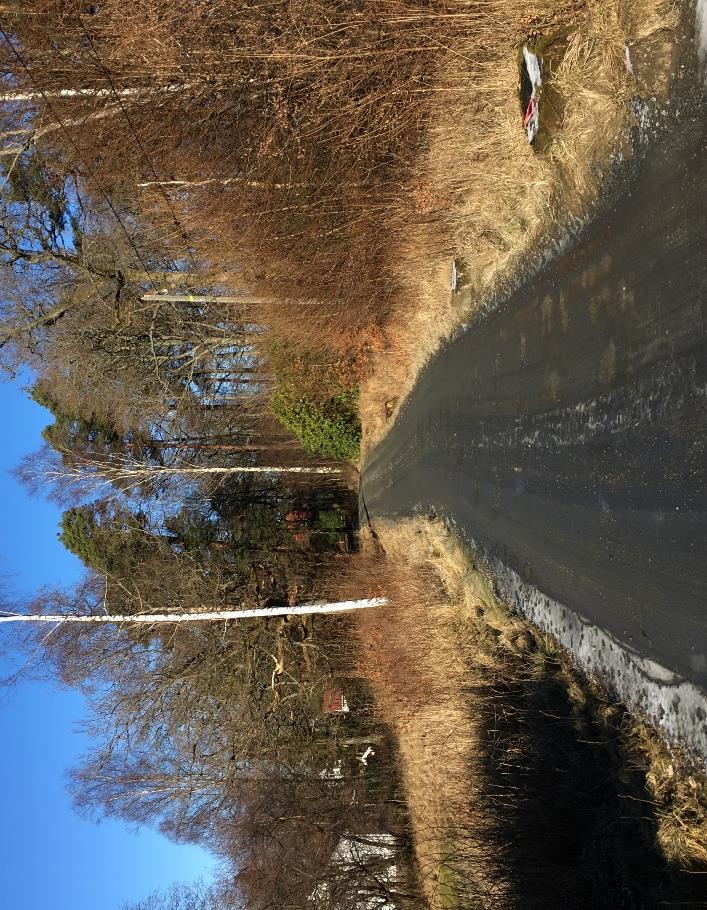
322;685;349;714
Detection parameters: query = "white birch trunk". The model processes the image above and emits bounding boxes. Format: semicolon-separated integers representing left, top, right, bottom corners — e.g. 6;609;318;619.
152;465;341;475
0;85;186;103
40;454;345;499
53;462;343;479
0;105;121;157
0;598;387;625
141;292;280;307
0;84;189;157
137;177;356;191
138;177;300;191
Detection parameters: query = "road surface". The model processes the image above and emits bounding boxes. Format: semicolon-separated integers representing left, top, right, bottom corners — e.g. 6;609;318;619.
362;33;707;759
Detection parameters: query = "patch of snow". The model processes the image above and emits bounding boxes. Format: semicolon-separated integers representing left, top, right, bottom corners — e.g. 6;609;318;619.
320;759;344;780
310;835;398;909
523;46;543;90
447;520;707;767
624;44;634;76
697;0;707;86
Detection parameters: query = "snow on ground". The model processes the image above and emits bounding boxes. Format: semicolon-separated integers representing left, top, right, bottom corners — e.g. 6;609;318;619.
697;0;707;84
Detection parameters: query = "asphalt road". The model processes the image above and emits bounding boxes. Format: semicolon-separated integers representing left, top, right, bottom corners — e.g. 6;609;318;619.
362;50;707;711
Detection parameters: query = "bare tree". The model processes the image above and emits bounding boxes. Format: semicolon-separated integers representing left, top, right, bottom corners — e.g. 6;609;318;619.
36;451;344;496
119;881;239;910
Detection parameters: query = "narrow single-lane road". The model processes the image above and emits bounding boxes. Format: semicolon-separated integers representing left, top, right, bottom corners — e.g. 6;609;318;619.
362;39;707;758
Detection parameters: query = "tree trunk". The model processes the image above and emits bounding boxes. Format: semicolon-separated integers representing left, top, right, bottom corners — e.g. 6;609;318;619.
0;85;187;103
0;105;122;157
48;459;344;484
0;598;386;626
0;302;69;350
0;84;189;157
141;292;280;307
130;464;342;476
138;177;302;191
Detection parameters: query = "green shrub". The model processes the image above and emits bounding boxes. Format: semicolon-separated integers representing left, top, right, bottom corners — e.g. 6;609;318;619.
270;388;360;460
315;508;350;546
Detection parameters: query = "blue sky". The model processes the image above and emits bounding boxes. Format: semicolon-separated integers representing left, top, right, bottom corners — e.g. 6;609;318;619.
0;379;218;910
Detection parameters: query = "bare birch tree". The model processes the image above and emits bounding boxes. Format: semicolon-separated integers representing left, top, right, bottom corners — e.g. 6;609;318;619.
0;598;385;627
36;452;344;496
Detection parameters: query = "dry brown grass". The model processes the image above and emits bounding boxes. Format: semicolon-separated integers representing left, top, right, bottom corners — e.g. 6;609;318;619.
350;521;534;907
338;528;503;908
342;518;707;908
360;0;680;452
8;0;680;425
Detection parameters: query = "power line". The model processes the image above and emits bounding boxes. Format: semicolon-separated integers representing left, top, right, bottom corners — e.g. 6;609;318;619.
32;25;242;373
0;24;157;290
76;14;198;273
0;27;252;401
